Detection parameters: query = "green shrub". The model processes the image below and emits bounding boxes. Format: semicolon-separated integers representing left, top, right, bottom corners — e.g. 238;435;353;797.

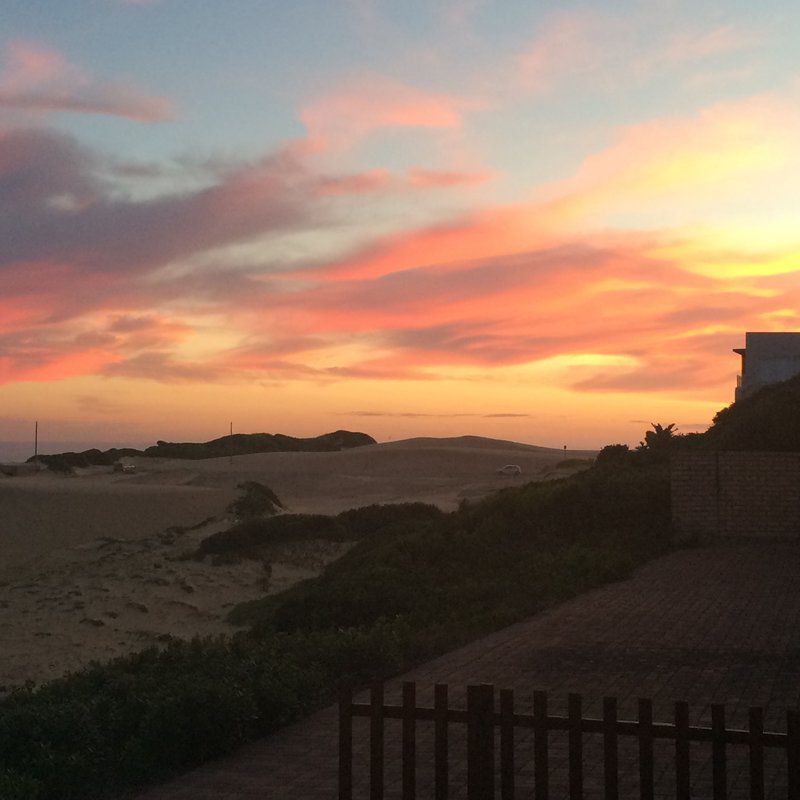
0;770;42;800
226;481;284;520
196;503;443;560
195;514;347;559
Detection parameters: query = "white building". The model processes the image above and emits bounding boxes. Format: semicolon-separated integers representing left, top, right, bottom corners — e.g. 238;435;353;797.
733;332;800;401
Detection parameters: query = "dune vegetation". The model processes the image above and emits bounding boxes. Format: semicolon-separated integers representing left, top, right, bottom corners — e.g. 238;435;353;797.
0;454;672;799
28;430;376;472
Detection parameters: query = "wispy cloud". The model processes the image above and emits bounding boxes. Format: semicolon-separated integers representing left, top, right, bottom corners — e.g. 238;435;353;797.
0;40;173;121
300;73;473;150
1;90;798;397
516;10;760;95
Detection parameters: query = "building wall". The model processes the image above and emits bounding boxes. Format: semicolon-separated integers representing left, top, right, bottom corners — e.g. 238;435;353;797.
738;332;800;399
671;451;800;539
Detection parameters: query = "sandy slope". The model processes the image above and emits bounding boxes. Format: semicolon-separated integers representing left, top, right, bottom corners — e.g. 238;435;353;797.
0;478;235;574
122;436;594;514
0;436;594;689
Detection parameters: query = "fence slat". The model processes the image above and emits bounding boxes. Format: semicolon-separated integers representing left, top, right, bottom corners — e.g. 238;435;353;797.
435;684;449;800
534;690;549;800
788;710;800;800
569;693;583;800
638;699;654;800
500;689;515;800
338;685;353;800
604;697;619;800
749;707;765;800
467;684;495;800
675;701;690;800
402;682;416;800
370;683;385;800
711;704;727;800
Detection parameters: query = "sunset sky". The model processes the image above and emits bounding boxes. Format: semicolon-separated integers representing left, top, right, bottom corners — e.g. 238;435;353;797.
2;0;800;449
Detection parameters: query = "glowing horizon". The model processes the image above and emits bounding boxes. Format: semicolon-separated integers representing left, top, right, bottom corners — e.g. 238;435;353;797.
2;1;799;449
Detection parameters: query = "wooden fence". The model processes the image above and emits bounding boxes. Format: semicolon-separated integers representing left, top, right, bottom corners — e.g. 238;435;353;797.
338;682;800;799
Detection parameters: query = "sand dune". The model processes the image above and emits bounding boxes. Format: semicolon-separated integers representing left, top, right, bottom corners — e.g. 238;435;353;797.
0;436;594;689
0;477;235;575
120;436;594;515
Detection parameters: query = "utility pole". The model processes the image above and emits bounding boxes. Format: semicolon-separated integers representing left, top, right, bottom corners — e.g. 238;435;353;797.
34;421;38;460
229;422;233;465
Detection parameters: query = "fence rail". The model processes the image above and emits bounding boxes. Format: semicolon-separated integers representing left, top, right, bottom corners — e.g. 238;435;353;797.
338;682;800;799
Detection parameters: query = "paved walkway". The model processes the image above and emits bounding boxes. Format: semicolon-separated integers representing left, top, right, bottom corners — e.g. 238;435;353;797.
135;542;800;799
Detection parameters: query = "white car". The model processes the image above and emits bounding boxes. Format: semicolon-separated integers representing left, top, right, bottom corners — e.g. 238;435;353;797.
496;464;522;477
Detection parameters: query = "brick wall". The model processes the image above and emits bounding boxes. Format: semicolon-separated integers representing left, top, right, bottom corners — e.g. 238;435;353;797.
671;452;800;539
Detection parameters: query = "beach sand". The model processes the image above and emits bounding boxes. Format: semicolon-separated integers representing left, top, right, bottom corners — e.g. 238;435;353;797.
0;437;593;689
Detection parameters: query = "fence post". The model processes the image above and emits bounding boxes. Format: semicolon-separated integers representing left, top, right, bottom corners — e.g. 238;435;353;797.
675;701;690;800
434;684;449;800
788;709;800;800
749;707;764;800
500;689;515;800
568;693;583;800
402;682;417;800
711;704;727;800
533;690;549;800
638;698;654;800
467;684;495;800
370;683;385;800
338;684;353;800
603;697;619;800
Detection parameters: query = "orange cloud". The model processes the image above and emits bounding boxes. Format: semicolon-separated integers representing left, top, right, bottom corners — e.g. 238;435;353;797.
306;91;800;283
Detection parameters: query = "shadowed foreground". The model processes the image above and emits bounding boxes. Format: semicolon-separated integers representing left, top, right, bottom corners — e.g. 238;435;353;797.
134;542;800;799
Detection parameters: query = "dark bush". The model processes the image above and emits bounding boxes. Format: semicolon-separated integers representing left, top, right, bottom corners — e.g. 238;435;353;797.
0;770;42;800
595;443;632;466
698;373;800;451
226;482;284;520
195;514;348;559
196;503;444;560
335;502;443;538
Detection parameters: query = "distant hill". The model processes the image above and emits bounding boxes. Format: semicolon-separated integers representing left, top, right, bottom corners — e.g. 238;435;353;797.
29;430;376;470
690;373;800;451
385;435;564;452
143;430;376;459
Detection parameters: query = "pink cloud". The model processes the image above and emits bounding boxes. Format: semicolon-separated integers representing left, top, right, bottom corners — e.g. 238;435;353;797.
658;25;759;64
517;11;605;93
0;41;173;122
516;11;760;94
406;167;490;188
300;74;469;149
315;168;392;196
313;166;490;196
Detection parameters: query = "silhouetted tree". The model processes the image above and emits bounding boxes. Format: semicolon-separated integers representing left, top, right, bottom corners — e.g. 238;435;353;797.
636;422;678;455
595;443;632;466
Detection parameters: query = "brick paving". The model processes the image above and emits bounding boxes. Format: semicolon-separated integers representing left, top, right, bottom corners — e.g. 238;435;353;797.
134;542;800;799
